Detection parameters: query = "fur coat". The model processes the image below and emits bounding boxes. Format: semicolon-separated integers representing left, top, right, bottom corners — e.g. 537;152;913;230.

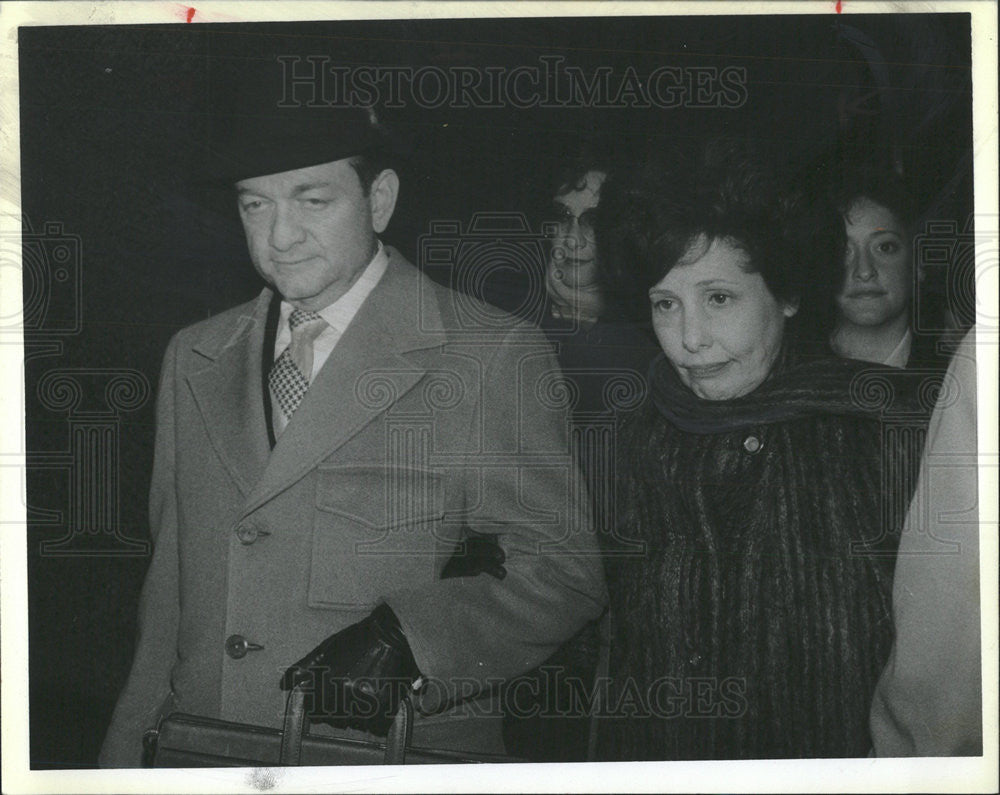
598;353;935;760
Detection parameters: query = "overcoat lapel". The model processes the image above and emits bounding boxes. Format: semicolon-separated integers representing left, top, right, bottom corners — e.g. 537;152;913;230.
186;290;274;497
240;250;446;518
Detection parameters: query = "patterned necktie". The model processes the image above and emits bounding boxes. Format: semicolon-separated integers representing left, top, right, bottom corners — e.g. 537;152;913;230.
268;309;328;426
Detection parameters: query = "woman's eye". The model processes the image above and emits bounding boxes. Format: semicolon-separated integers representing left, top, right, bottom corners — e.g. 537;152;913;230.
708;293;730;306
550;204;572;223
876;240;900;255
651;298;674;312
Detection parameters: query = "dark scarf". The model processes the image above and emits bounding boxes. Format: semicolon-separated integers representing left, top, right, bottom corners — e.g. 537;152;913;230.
647;348;927;433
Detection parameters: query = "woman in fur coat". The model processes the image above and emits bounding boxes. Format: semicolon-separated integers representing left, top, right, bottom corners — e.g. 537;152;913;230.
593;141;934;760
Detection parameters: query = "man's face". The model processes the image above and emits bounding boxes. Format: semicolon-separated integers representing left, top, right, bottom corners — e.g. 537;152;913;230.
236;159;390;311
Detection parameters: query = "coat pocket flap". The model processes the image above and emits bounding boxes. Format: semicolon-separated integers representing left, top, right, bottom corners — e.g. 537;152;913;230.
314;464;444;530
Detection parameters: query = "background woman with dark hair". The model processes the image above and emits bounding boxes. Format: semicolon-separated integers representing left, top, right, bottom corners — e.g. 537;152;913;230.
533;136;664;419
829;165;951;370
594;140;931;760
543;141;613;327
502;139;659;762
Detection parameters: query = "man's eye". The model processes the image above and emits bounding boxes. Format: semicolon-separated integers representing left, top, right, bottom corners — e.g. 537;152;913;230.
876;240;900;255
303;198;330;209
708;293;730;306
240;200;264;212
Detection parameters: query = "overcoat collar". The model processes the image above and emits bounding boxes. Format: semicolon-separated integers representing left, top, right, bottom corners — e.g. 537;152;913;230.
185;247;447;514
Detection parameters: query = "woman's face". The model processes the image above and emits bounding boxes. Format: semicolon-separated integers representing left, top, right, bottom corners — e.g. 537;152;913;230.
649;236;798;400
836;197;912;329
547;170;606;288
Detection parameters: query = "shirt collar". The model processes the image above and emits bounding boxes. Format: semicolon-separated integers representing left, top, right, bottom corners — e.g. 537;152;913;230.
883;327;913;369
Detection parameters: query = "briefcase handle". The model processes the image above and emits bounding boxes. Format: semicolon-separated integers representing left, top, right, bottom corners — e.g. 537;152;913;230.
278;686;414;766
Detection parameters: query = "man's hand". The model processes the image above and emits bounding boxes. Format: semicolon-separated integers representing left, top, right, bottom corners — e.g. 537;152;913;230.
279;603;420;736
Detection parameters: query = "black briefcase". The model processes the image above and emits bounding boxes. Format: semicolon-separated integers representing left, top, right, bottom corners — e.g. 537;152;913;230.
145;686;517;767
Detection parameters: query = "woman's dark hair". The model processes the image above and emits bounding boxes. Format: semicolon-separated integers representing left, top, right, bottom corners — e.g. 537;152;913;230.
828;161;918;229
597;139;844;344
550;136;617;198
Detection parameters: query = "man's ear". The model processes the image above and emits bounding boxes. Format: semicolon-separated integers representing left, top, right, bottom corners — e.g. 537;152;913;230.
369;169;400;234
782;296;800;318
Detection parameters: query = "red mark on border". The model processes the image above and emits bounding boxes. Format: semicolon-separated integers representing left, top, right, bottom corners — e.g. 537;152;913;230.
835;0;842;12
186;6;196;22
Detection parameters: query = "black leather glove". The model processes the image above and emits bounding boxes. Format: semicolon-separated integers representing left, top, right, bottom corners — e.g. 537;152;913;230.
440;530;507;580
280;603;420;736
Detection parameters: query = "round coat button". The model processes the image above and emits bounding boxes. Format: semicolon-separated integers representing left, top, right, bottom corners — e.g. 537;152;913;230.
236;523;259;545
742;435;762;454
225;634;248;659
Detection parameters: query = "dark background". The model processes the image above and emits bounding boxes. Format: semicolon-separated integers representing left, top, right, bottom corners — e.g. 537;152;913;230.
18;14;973;768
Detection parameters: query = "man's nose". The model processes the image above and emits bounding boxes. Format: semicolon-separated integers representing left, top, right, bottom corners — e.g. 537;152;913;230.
269;205;306;251
681;307;711;353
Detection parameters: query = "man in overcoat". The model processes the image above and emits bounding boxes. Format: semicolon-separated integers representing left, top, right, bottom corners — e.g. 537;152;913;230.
99;97;607;766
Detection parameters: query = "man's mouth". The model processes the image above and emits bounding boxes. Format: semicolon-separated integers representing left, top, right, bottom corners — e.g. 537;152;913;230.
845;288;886;299
272;256;315;266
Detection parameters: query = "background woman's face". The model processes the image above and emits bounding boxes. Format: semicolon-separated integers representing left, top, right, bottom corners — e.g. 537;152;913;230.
837;197;913;329
547;169;606;288
649;236;797;400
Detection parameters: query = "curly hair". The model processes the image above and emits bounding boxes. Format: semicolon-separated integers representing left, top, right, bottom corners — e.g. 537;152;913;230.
550;136;618;198
597;139;844;344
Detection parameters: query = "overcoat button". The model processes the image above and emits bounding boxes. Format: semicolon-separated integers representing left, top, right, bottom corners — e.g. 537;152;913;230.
742;435;762;454
235;522;269;545
225;635;248;659
225;634;263;659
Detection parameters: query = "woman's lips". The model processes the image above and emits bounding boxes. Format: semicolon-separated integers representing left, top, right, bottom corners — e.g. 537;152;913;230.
551;257;594;267
682;362;730;377
845;289;887;299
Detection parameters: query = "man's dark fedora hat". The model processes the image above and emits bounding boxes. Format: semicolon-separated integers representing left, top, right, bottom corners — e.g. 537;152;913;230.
205;104;409;186
203;56;409;186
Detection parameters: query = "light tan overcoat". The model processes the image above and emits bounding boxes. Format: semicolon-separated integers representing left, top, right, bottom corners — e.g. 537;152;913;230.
100;249;607;766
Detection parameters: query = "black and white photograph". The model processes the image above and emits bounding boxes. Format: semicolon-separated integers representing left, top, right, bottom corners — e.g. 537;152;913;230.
1;2;996;792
